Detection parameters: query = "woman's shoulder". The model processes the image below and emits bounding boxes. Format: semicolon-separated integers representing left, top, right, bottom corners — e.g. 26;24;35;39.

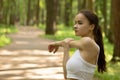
79;37;94;45
67;37;98;50
80;37;99;51
79;37;99;49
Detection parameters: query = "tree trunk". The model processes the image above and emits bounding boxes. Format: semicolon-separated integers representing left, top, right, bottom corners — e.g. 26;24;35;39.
86;0;93;11
102;0;107;32
78;0;86;12
9;14;15;25
26;0;31;25
111;0;120;62
45;0;58;35
56;0;60;24
101;0;113;43
78;0;82;11
58;0;65;24
35;0;40;26
41;9;45;24
64;0;73;27
9;0;16;25
0;0;3;23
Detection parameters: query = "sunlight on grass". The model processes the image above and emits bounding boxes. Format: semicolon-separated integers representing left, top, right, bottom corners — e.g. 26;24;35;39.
104;37;113;62
0;35;11;47
0;24;18;34
95;62;120;80
0;24;18;47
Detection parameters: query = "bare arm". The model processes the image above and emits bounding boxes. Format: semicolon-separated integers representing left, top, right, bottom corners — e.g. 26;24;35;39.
67;37;94;51
48;40;70;79
51;41;70;79
63;43;70;79
48;37;93;51
53;38;86;50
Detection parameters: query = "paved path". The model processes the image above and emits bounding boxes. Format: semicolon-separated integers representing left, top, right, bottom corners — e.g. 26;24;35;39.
0;26;64;80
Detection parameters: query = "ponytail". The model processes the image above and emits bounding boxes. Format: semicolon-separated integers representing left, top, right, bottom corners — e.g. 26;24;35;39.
94;25;107;73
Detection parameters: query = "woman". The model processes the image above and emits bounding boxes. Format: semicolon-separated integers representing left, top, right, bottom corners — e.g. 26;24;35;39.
48;10;106;80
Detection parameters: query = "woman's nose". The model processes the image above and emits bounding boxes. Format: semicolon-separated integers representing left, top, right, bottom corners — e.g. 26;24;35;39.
73;25;77;30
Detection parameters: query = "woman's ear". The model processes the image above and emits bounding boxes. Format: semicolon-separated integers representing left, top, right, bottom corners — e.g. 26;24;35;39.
90;24;95;31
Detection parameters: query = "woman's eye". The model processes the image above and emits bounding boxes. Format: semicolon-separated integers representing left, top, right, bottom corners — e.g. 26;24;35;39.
74;21;82;24
78;22;82;24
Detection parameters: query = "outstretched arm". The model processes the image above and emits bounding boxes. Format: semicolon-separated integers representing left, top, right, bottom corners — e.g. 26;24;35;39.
63;42;70;79
48;38;74;53
48;37;92;53
48;39;72;79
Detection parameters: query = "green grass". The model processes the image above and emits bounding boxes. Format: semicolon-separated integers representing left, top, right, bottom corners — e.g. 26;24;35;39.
0;24;18;47
0;35;11;47
0;24;18;34
39;24;120;80
94;62;120;80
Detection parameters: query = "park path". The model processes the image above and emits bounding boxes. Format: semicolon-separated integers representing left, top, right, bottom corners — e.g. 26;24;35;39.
0;26;64;80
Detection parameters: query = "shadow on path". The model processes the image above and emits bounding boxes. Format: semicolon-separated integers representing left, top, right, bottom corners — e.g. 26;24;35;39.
0;26;64;80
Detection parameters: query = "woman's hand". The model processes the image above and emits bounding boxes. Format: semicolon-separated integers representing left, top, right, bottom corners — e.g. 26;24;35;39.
48;42;59;53
48;38;74;53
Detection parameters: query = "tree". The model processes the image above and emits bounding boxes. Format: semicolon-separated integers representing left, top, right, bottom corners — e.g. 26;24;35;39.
0;0;3;23
35;0;40;26
64;0;73;27
45;0;58;35
77;0;93;12
86;0;93;11
101;0;107;32
9;0;16;25
26;0;31;25
40;0;46;24
78;0;86;11
100;0;113;43
111;0;120;62
2;0;10;24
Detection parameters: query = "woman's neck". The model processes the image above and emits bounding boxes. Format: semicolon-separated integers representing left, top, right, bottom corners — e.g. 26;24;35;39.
81;34;95;41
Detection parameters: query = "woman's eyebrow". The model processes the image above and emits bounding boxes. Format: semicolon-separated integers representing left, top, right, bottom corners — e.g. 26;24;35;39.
75;20;82;22
78;20;82;22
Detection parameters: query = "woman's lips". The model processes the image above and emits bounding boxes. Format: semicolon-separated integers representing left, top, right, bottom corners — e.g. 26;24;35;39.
74;30;78;33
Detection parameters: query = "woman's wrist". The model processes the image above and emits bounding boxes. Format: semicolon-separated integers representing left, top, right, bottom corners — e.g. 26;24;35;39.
54;39;73;47
54;41;63;46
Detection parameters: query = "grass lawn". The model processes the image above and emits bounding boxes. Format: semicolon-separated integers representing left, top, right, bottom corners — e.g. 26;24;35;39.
39;24;120;80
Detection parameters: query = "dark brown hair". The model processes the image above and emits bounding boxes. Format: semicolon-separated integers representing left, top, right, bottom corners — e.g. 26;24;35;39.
79;10;107;73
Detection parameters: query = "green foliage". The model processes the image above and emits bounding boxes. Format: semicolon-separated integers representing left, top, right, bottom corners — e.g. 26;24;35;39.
40;0;45;9
0;35;11;47
95;62;120;80
0;24;18;47
38;24;46;30
0;24;18;34
103;36;114;62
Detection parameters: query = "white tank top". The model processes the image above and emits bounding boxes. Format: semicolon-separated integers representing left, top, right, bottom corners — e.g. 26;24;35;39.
66;50;97;80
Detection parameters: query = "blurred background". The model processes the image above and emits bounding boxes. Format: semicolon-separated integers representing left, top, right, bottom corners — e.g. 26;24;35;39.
0;0;120;80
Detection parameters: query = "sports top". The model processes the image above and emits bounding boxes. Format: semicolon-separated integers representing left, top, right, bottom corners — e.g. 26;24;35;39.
66;50;98;80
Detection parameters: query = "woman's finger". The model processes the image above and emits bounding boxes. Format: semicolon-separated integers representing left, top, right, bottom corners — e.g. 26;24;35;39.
53;46;59;53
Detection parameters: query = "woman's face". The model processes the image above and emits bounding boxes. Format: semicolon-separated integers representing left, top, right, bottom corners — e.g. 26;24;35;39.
74;13;93;37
